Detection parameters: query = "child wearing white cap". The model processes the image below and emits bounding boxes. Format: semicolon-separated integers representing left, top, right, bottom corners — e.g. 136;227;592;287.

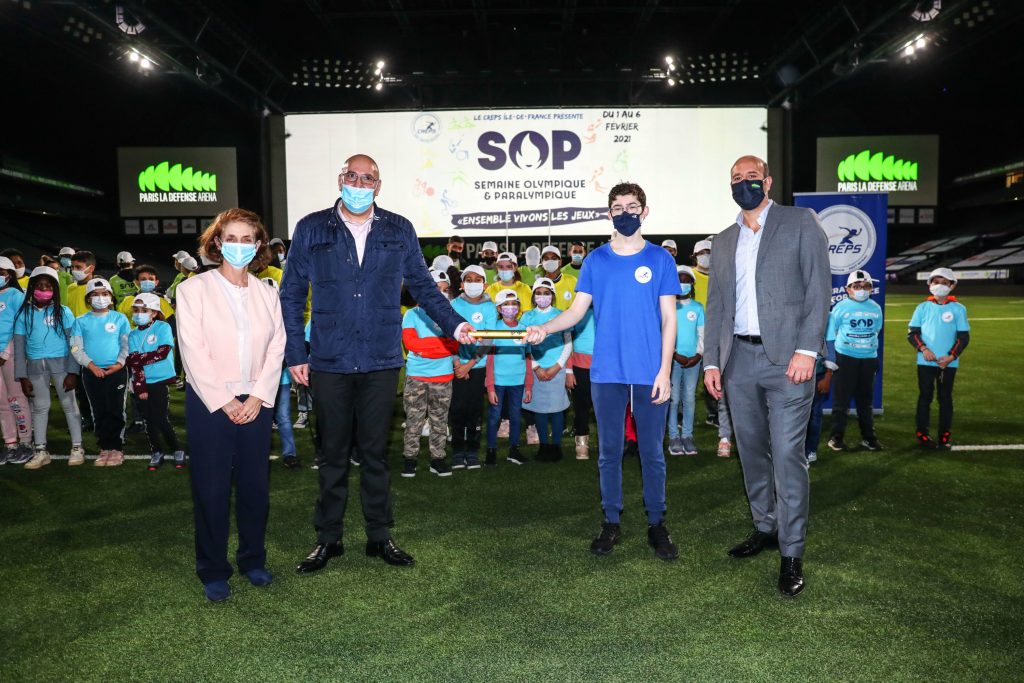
12;266;84;468
0;257;34;464
127;293;185;470
538;245;578;310
667;266;705;456
479;241;499;282
907;268;970;450
70;278;131;466
661;239;678;260
485;252;533;312
826;270;884;453
110;251;139;304
484;289;533;466
690;238;732;457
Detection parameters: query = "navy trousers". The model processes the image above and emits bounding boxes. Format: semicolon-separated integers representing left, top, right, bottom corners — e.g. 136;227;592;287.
185;385;272;585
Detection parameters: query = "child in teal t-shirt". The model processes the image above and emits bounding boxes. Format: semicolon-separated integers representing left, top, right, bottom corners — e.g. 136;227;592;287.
667;266;704;456
485;289;532;467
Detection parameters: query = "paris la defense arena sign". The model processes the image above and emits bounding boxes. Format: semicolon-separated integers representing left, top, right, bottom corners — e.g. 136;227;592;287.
283;107;767;237
815;135;938;207
117;147;238;217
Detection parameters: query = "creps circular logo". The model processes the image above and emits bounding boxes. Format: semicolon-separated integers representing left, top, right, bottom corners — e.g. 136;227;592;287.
411;113;441;143
634;266;652;284
471;311;484;324
686;310;698;322
105;322;117;333
818;204;876;275
941;311;954;323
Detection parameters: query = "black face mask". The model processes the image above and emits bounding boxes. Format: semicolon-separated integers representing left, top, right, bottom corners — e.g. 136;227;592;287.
448;251;462;264
481;256;496;266
731;179;767;211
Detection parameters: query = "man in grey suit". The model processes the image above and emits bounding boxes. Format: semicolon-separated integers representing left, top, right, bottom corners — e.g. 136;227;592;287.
704;155;830;597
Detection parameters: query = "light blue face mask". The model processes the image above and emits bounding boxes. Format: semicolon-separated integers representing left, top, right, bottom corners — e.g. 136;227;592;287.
133;312;152;326
679;282;692;296
497;270;514;282
59;257;72;269
341;185;375;213
220;242;258;269
139;280;157;293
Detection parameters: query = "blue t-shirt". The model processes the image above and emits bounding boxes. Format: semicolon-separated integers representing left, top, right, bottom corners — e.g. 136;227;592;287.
827;296;883;359
14;304;74;360
520;307;565;369
576;241;679;384
128;320;176;383
72;311;131;367
490;320;529;386
675;300;705;357
572;308;596;356
909;298;970;368
403;307;454;379
450;295;498;363
0;288;26;350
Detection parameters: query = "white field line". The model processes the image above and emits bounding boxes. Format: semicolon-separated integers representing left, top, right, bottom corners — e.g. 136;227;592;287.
950;444;1024;452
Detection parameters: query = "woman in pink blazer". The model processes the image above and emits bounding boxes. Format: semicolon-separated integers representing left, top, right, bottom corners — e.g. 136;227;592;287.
176;208;286;603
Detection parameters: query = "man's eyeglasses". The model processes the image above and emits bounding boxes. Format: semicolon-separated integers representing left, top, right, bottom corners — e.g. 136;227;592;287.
610;203;642;216
342;171;380;187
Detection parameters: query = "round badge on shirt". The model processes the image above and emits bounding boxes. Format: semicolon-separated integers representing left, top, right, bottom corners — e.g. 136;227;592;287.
562;291;571;301
471;312;484;324
147;333;157;344
941;311;954;323
0;302;5;312
105;322;117;333
686;310;698;322
634;266;652;284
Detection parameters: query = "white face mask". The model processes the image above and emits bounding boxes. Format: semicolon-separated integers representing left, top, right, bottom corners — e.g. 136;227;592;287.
90;295;112;309
696;254;711;269
542;259;560;273
930;283;951;298
463;282;485;298
72;269;88;282
15;266;26;278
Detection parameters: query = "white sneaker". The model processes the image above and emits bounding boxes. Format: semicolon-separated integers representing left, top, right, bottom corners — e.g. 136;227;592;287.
717;438;731;458
68;445;86;466
497;419;510;439
24;448;52;470
807;451;818;463
421;424;431;437
575;435;590;460
526;425;540;445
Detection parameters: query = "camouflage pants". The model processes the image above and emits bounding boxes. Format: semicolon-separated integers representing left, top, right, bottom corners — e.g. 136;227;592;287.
403;377;452;460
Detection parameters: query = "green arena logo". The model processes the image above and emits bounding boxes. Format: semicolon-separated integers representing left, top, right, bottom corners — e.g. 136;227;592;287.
138;161;218;193
837;150;918;183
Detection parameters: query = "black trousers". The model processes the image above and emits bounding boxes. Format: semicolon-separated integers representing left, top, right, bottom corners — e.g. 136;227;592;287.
571;367;593;436
312;368;399;544
140;383;180;453
917;365;957;435
185;386;271;584
449;367;486;454
81;369;128;451
830;354;878;440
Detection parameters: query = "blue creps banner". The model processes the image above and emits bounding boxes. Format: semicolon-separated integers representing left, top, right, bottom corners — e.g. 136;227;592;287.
793;192;888;413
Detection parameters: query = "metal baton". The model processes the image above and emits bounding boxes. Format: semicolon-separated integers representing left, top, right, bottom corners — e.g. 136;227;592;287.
467;330;528;339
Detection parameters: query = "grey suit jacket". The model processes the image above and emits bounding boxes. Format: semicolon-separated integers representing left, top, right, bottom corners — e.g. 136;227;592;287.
704;203;831;369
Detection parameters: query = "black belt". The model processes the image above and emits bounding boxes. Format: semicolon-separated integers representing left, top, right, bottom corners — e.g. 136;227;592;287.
735;334;763;344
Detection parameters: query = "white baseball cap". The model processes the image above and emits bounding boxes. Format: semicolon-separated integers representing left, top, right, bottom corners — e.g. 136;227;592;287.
532;277;555;292
132;293;162;311
431;255;454;272
180;256;198;271
928;267;957;285
497;252;518;265
677;265;696;279
846;270;877;286
85;277;112;294
59;247;76;257
494;288;520;304
173;250;190;262
200;253;217;266
29;266;59;281
661;239;677;249
116;251;135;265
269;237;285;247
693;239;712;254
430;269;450;284
462;264;486;279
541;245;561;258
481;241;499;253
0;256;15;272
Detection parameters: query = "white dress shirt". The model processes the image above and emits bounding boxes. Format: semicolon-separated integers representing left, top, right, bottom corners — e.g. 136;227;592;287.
733;201;773;336
213;270;254;396
339;208;374;265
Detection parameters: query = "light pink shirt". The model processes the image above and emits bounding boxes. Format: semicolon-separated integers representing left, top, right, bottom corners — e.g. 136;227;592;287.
340;207;374;265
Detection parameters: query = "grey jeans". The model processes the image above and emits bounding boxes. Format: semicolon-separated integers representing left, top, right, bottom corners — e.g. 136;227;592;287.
27;359;83;447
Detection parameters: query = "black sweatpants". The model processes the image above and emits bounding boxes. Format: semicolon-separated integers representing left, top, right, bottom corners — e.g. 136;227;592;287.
449;367;486;454
571;367;593;436
830;354;878;441
916;365;957;435
81;368;128;451
312;369;399;544
140;383;180;453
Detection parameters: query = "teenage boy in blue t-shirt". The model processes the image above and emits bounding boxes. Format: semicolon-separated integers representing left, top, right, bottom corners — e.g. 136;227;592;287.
907;267;970;450
826;270;884;452
524;182;680;561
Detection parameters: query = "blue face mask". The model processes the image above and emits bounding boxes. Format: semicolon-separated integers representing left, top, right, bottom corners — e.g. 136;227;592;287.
498;269;514;282
571;254;583;266
133;312;152;327
851;289;870;302
139;280;157;293
679;282;692;296
59;257;72;269
731;179;766;211
612;212;642;237
341;185;375;213
220;242;258;269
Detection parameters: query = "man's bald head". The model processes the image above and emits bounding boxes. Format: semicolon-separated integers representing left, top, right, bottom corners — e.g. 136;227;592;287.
342;154;380;178
730;155;769;180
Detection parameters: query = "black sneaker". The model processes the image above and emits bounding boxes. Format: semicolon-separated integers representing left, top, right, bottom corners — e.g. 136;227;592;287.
938;432;952;451
350;454;362;467
310;456;324;470
827;437;847;451
451;453;467;470
465;453;481;470
507;446;528;465
623;439;639;458
647;521;679;561
147;452;164;471
916;431;938;450
485;448;497;468
126;421;146;435
860;438;883;451
282;456;301;471
705;416;719;428
429;459;452;477
590;521;621;555
401;459;417;478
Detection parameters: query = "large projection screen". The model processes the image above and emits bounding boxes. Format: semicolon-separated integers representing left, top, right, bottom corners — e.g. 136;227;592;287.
284;107;767;238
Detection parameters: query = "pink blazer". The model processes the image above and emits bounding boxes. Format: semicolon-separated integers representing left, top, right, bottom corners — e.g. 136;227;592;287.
176;270;286;413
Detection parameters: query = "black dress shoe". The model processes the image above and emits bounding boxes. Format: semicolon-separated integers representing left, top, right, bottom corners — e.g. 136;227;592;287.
727;528;778;558
778;556;805;597
296;541;344;574
365;539;415;566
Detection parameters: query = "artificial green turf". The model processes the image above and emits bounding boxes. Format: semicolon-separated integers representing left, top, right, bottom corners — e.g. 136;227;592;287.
1;293;1022;682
